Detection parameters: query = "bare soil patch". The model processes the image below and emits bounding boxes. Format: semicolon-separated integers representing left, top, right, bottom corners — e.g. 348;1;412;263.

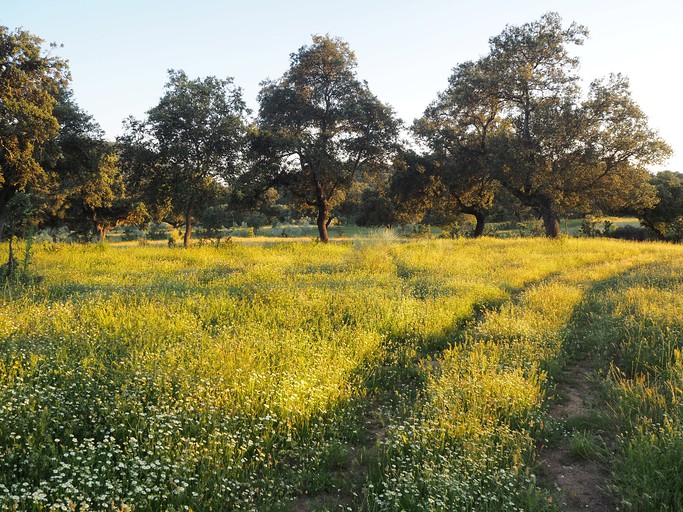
539;361;614;511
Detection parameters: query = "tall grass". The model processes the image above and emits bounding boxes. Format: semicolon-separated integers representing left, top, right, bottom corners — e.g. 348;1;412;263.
561;255;683;510
0;238;681;510
366;242;678;511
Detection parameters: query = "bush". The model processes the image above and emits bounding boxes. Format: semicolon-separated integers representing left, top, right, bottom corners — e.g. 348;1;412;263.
579;215;601;237
34;226;72;243
605;225;651;241
147;222;174;240
402;224;433;238
228;226;255;238
121;225;145;241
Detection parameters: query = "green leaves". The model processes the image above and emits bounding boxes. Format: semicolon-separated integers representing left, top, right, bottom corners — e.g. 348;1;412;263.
640;171;683;241
256;35;400;241
120;70;250;246
0;26;68;233
416;13;670;237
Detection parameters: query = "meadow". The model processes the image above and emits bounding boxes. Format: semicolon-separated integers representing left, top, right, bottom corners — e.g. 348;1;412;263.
1;237;682;511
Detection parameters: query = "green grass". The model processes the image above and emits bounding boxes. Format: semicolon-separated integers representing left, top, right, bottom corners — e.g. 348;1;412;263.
561;256;683;511
0;237;681;510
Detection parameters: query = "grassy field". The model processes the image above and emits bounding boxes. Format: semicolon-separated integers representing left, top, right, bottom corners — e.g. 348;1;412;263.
0;237;682;511
103;216;641;244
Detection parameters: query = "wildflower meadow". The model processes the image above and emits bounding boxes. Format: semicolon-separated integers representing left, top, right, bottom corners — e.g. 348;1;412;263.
1;238;682;510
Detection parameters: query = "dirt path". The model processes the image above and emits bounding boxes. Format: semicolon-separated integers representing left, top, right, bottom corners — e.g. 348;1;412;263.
538;361;614;511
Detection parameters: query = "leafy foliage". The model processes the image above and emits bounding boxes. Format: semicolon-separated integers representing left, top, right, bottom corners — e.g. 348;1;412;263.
639;171;683;241
256;35;400;241
0;26;68;237
119;70;249;246
415;13;669;237
44;90;145;240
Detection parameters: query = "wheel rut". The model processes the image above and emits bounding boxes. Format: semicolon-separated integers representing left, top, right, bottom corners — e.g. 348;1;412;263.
538;360;614;511
289;265;575;510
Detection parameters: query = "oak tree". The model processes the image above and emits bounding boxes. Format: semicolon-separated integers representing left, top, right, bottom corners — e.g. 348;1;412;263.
121;70;248;247
0;26;68;238
414;60;501;236
45;90;144;241
422;13;670;237
256;35;400;242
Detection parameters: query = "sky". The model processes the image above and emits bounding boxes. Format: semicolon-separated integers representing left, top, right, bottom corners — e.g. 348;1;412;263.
3;0;682;172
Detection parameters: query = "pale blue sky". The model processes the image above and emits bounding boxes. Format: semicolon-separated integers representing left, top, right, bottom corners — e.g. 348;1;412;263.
3;0;681;171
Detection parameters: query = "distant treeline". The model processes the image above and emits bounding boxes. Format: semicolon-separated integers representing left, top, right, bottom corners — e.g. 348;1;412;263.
1;14;682;247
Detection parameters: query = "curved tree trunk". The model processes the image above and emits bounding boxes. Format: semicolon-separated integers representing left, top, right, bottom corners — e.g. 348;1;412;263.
472;211;486;237
316;202;329;243
458;205;487;238
639;219;667;241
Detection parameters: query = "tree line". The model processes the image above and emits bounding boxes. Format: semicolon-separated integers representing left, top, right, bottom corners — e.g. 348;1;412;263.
1;13;681;248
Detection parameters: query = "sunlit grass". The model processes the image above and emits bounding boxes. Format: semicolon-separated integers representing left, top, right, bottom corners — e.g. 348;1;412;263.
0;237;681;510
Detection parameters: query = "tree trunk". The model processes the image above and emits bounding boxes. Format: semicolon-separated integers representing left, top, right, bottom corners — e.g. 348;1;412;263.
0;188;10;241
472;211;486;238
0;211;6;242
539;201;560;238
96;225;110;242
6;236;14;277
183;208;192;248
316;202;329;243
640;219;667;241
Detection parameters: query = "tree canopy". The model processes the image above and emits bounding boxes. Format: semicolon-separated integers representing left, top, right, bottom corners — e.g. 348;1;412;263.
0;26;68;238
256;35;400;242
40;89;144;241
119;70;249;246
0;21;676;243
416;13;670;237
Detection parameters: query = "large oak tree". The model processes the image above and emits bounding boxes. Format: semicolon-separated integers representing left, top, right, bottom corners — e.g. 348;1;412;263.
421;13;670;237
0;26;68;239
256;35;400;242
120;70;248;247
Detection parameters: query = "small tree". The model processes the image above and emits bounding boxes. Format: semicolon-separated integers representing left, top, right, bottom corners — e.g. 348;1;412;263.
389;152;442;226
1;191;33;279
355;187;397;228
46;90;145;241
256;35;400;242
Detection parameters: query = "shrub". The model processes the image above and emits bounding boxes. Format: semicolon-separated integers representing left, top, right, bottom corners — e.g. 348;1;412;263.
147;222;174;240
605;225;651;241
121;225;145;241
